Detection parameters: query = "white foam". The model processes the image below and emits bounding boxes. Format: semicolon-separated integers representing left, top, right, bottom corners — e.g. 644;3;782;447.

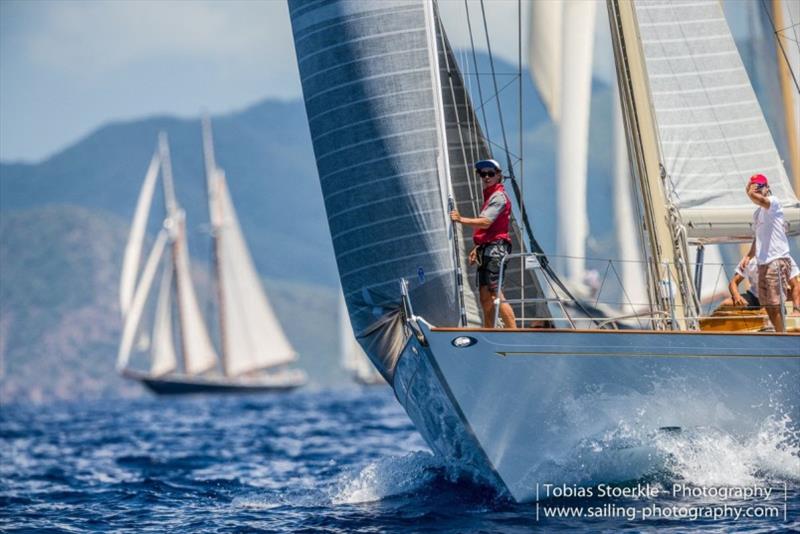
330;451;440;504
656;414;800;487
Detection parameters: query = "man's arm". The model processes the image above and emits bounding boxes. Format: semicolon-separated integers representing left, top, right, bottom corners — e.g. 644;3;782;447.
450;211;491;229
450;191;504;229
728;273;746;306
739;239;756;270
746;183;771;208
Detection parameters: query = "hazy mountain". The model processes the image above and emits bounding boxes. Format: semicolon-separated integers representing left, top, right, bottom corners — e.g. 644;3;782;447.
0;100;339;288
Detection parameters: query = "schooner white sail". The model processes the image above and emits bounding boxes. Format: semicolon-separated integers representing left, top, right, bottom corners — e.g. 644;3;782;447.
290;0;799;503
117;125;306;394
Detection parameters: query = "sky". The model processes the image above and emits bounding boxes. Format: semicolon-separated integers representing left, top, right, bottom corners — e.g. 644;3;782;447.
0;0;617;163
0;0;752;164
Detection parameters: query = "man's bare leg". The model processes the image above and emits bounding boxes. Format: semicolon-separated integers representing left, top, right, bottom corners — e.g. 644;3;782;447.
766;305;785;332
491;289;517;329
479;286;494;327
478;287;517;328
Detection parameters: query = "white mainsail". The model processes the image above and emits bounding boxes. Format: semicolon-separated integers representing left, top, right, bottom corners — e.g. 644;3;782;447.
214;173;297;374
527;0;563;122
150;258;178;376
529;0;596;288
202;118;296;376
120;151;160;316
556;0;596;287
117;229;169;371
633;0;800;242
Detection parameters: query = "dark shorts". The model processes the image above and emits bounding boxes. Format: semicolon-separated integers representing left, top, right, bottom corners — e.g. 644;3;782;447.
476;240;511;292
742;290;760;308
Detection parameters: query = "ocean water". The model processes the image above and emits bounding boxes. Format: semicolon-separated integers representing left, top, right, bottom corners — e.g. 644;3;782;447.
1;388;798;532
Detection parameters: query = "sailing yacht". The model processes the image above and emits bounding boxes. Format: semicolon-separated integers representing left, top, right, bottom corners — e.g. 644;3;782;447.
117;121;307;394
289;0;799;502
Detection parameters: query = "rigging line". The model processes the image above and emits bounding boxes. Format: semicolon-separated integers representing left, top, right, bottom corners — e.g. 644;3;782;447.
760;0;800;94
461;48;482;214
471;76;521;128
479;0;515;177
464;0;492;148
779;0;800;52
436;14;480;212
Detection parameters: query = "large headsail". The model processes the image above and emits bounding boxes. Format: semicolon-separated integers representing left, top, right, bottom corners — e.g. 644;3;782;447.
290;0;466;377
527;0;597;287
630;0;799;243
202;119;296;375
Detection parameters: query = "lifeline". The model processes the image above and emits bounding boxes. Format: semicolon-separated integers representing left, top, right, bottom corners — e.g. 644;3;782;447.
672;484;772;500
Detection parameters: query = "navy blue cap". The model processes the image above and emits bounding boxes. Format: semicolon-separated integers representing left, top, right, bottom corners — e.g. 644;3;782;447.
474;159;501;171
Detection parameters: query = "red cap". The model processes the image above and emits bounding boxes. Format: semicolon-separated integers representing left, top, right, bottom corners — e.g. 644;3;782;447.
749;174;768;186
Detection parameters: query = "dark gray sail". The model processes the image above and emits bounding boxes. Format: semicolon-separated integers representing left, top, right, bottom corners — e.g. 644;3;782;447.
290;0;548;380
289;0;463;379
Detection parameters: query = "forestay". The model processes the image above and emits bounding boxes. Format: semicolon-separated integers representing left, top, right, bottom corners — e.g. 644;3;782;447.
633;0;799;243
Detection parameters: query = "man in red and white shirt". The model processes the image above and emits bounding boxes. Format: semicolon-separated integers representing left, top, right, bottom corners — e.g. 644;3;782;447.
739;174;798;331
450;159;517;329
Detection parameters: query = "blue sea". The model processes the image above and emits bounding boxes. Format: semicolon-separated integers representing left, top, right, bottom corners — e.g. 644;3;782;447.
2;388;798;532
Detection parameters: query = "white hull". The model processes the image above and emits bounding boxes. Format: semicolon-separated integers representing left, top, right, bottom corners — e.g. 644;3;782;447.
392;319;800;502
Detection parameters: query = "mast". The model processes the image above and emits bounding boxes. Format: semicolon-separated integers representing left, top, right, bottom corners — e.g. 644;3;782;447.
773;0;800;193
159;132;219;375
157;133;191;371
606;0;695;328
201;116;230;376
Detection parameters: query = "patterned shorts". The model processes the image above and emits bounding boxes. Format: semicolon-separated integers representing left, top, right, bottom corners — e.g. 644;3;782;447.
757;258;791;307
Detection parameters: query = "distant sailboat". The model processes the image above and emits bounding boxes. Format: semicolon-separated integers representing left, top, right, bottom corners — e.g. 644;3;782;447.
117;121;307;394
339;292;384;385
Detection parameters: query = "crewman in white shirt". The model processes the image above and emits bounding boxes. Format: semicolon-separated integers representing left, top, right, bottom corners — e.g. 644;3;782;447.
739;174;798;332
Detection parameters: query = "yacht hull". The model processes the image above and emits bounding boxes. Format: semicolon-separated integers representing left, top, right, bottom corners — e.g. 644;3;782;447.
392;320;800;503
122;369;307;395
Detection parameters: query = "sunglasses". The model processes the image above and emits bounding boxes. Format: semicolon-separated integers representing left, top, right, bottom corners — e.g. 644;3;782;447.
478;170;497;178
